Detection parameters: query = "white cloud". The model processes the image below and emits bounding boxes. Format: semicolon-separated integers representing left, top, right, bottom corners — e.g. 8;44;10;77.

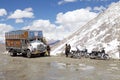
22;20;62;40
16;19;24;23
56;8;98;31
0;9;7;16
8;8;34;23
0;24;14;43
24;7;33;12
93;6;106;13
86;7;92;11
58;0;77;5
22;8;98;40
22;19;71;40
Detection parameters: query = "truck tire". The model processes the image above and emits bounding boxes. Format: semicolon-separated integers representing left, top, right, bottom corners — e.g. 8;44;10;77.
27;50;32;58
10;52;17;56
22;53;27;57
10;52;14;56
9;50;17;57
40;52;45;56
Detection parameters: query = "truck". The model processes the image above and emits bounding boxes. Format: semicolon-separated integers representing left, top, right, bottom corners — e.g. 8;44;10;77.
5;30;48;58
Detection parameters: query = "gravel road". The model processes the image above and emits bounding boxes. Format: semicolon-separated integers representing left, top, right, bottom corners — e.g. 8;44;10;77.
0;52;120;80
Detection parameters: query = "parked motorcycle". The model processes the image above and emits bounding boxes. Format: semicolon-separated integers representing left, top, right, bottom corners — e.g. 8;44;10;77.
80;49;89;58
69;50;81;59
90;50;110;60
69;47;90;59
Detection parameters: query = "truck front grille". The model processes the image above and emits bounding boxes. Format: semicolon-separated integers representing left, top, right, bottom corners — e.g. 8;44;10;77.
37;44;46;52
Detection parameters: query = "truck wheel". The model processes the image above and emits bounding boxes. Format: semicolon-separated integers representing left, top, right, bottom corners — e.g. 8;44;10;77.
40;53;45;56
22;53;26;57
10;52;17;56
27;50;32;58
13;52;17;56
10;52;14;56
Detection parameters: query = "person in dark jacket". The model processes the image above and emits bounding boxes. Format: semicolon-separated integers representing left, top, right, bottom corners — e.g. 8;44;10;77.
68;44;71;54
47;45;51;56
118;44;120;60
101;47;105;58
101;48;105;54
65;44;68;57
65;44;71;57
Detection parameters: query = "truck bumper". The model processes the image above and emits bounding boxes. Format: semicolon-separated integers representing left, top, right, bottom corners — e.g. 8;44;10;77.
32;50;47;55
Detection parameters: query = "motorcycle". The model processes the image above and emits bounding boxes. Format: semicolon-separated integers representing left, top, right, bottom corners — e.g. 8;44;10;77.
90;50;110;60
69;49;81;59
80;50;89;58
69;48;90;59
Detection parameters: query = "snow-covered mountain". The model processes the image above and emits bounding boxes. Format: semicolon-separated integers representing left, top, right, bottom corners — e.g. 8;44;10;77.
51;2;120;59
46;39;60;46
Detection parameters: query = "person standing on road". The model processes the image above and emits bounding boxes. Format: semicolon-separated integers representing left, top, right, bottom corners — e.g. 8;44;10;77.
65;44;68;57
101;47;105;58
84;47;88;54
68;44;71;54
84;47;88;57
47;45;51;56
117;43;120;60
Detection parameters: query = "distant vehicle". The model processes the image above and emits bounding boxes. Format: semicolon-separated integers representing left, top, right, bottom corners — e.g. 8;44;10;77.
5;30;48;58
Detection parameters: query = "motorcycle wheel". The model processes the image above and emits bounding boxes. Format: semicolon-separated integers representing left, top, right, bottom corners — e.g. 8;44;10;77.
77;53;81;59
103;54;110;60
85;54;89;58
90;53;95;59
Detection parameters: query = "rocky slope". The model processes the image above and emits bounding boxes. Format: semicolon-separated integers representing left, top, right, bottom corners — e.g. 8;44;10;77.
51;2;120;59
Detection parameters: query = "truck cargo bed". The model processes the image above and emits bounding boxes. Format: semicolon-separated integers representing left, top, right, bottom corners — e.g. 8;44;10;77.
5;30;43;50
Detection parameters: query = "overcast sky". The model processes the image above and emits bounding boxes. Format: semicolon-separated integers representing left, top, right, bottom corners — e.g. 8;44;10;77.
0;0;119;42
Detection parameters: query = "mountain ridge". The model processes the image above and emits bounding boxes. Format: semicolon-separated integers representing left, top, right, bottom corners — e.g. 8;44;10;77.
51;1;120;59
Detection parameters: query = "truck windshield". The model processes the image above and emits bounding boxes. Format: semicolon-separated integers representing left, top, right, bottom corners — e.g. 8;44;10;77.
30;40;41;43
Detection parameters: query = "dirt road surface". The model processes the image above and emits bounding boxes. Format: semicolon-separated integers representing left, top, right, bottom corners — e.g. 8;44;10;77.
0;52;120;80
